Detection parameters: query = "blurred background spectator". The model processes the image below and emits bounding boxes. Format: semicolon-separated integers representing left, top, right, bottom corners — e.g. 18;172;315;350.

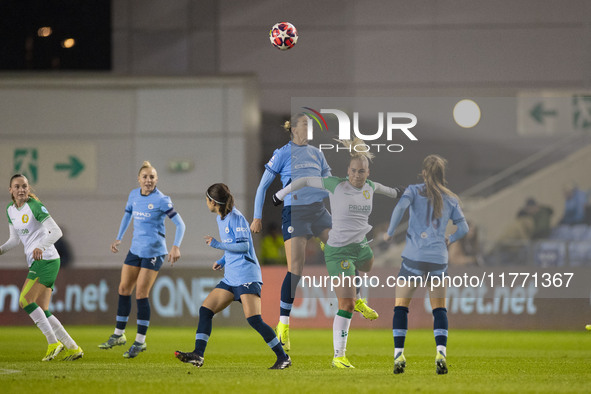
258;222;286;266
559;183;590;225
448;221;484;267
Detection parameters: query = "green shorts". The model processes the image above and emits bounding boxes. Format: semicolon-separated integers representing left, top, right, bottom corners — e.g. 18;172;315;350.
27;259;60;289
324;239;374;277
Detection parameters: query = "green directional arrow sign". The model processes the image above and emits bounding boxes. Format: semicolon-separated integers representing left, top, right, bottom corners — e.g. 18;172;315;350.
530;102;557;124
54;156;85;178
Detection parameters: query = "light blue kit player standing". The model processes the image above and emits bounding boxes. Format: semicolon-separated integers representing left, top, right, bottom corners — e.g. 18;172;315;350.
383;154;468;375
99;161;186;359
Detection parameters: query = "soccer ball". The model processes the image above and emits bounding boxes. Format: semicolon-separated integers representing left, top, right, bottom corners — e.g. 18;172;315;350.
269;22;298;50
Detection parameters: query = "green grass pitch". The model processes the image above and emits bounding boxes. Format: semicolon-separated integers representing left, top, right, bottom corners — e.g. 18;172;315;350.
0;326;589;393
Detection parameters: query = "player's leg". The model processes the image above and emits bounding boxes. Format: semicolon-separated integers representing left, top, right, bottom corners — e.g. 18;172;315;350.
100;256;140;349
241;290;290;369
276;235;306;351
37;287;83;361
175;287;234;367
20;259;64;361
352;245;378;320
123;263;160;358
332;282;356;368
429;279;448;375
392;259;421;374
20;278;62;360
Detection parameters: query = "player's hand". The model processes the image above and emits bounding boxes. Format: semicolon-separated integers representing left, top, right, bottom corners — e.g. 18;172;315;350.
212;262;222;271
445;236;451;248
204;235;214;246
383;233;393;243
111;240;121;253
250;218;262;233
272;193;283;206
33;248;43;261
168;245;181;266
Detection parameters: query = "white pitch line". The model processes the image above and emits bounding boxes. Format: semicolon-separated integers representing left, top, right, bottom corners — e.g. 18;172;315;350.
0;368;22;374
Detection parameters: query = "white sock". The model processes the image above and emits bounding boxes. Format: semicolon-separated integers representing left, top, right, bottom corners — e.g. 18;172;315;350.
29;307;58;344
114;328;125;336
279;316;289;325
437;345;446;357
47;315;78;350
333;314;352;358
135;333;146;344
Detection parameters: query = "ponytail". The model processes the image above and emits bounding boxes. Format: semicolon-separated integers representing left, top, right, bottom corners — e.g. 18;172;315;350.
138;160;156;176
206;183;235;219
421;155;460;218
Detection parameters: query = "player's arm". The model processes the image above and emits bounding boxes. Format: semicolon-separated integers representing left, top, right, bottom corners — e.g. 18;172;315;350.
213;255;225;270
34;217;63;260
384;198;411;241
274;177;324;202
0;224;20;255
205;236;249;253
374;182;406;199
111;210;132;253
448;219;469;245
167;209;185;265
251;169;277;233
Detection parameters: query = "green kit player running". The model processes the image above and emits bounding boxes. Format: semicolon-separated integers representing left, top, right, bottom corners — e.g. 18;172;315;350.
0;174;83;361
274;139;403;368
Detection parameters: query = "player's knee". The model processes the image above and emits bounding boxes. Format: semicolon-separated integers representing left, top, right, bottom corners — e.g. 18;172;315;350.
19;292;30;309
118;285;133;296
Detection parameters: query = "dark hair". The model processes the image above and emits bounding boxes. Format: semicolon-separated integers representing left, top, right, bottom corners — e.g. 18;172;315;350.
283;113;307;135
206;183;234;219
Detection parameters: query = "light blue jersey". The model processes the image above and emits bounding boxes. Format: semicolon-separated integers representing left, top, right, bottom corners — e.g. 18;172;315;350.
212;208;263;287
121;187;177;258
265;141;331;206
392;184;466;265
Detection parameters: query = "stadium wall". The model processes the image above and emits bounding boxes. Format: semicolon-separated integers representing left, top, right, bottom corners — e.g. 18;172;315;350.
0;75;260;268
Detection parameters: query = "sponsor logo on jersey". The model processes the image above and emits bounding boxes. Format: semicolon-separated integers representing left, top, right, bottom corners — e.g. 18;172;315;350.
294;162;321;170
41;206;48;214
22;214;29;224
148;203;154;210
17;228;29;235
348;204;371;212
363;190;371;199
133;211;151;218
235;227;248;233
168;203;173;209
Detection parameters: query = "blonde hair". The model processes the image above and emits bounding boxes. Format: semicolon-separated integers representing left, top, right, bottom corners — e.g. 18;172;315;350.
138;160;156;176
337;138;375;162
9;174;39;203
283;113;307;136
421;154;460;218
